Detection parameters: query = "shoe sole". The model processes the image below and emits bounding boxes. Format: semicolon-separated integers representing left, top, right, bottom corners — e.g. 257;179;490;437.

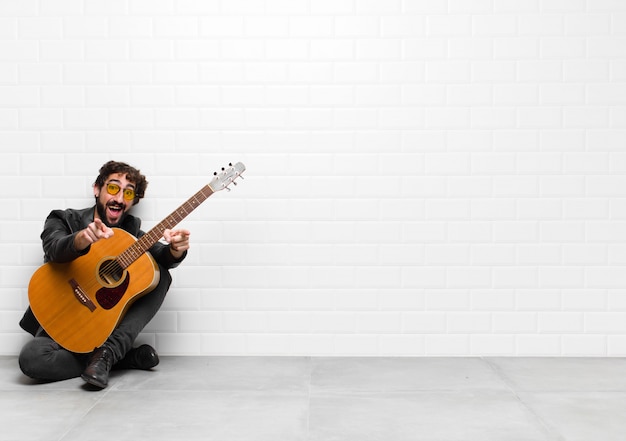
81;374;107;389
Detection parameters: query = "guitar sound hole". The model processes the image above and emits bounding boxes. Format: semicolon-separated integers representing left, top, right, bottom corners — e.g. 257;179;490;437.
99;259;124;286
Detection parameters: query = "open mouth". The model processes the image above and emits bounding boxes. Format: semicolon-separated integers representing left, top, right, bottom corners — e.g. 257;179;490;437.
106;203;125;222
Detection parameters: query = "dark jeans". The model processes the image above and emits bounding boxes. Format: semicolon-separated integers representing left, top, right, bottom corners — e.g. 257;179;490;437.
18;267;172;382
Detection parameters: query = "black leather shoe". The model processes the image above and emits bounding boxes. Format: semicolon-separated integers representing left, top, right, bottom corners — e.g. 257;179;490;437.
81;346;114;389
115;344;159;370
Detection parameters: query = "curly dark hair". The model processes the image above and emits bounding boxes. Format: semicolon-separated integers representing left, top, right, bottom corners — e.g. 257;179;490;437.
94;160;148;204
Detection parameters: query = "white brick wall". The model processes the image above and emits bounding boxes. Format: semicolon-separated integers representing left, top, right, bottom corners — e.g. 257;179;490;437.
1;0;625;356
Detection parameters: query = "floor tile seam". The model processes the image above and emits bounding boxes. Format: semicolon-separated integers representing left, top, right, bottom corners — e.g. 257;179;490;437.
1;382;115;393
105;388;310;396
55;386;114;441
481;357;567;441
517;389;626;395
104;389;536;396
0;387;91;393
308;388;518;397
306;356;313;439
480;358;626;393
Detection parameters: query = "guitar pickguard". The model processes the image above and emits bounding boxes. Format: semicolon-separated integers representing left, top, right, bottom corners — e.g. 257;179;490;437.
96;274;130;310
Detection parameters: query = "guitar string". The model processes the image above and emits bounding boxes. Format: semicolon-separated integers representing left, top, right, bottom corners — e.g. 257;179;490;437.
97;189;212;279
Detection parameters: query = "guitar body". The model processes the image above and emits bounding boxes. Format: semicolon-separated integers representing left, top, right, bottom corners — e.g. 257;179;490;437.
28;228;160;353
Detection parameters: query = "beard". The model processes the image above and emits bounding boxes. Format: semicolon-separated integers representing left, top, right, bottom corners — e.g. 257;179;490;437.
95;198;127;227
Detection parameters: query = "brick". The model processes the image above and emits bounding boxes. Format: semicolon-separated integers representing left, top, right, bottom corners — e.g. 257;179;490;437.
447;312;492;333
20;108;64;129
245;17;289;37
40;41;84;62
519;13;563;35
335;16;380;37
266;0;308;14
425;335;470;355
18;17;62;39
493;267;538;288
562;335;607;356
288;17;333;37
427;15;472;36
516;335;561;356
310;0;354;14
471;335;515;355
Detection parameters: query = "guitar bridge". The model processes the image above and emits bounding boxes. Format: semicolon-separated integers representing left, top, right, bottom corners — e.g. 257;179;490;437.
68;279;96;312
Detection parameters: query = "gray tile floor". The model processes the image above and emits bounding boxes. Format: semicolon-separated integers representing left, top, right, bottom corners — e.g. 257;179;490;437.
1;356;625;440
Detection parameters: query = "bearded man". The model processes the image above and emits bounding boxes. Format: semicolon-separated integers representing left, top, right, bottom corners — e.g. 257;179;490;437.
19;160;190;389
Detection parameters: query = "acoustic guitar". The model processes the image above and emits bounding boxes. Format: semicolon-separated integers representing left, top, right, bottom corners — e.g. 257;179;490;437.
28;162;245;353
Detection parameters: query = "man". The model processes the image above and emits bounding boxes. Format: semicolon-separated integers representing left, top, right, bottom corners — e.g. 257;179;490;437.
18;160;190;389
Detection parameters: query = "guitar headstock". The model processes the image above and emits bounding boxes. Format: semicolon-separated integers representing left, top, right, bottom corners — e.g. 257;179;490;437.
208;162;246;192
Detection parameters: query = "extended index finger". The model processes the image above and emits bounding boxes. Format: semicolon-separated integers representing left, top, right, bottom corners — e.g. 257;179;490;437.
93;218;114;238
93;218;107;232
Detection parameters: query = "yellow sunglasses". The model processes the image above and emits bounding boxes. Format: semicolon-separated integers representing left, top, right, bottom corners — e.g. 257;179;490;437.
105;182;136;201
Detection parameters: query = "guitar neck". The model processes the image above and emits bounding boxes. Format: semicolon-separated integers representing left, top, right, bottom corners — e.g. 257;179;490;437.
117;184;214;268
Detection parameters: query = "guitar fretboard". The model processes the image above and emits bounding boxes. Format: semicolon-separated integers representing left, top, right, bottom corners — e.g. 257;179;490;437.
116;184;214;269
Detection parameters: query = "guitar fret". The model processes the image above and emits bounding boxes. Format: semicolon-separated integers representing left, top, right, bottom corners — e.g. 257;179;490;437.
115;175;233;269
